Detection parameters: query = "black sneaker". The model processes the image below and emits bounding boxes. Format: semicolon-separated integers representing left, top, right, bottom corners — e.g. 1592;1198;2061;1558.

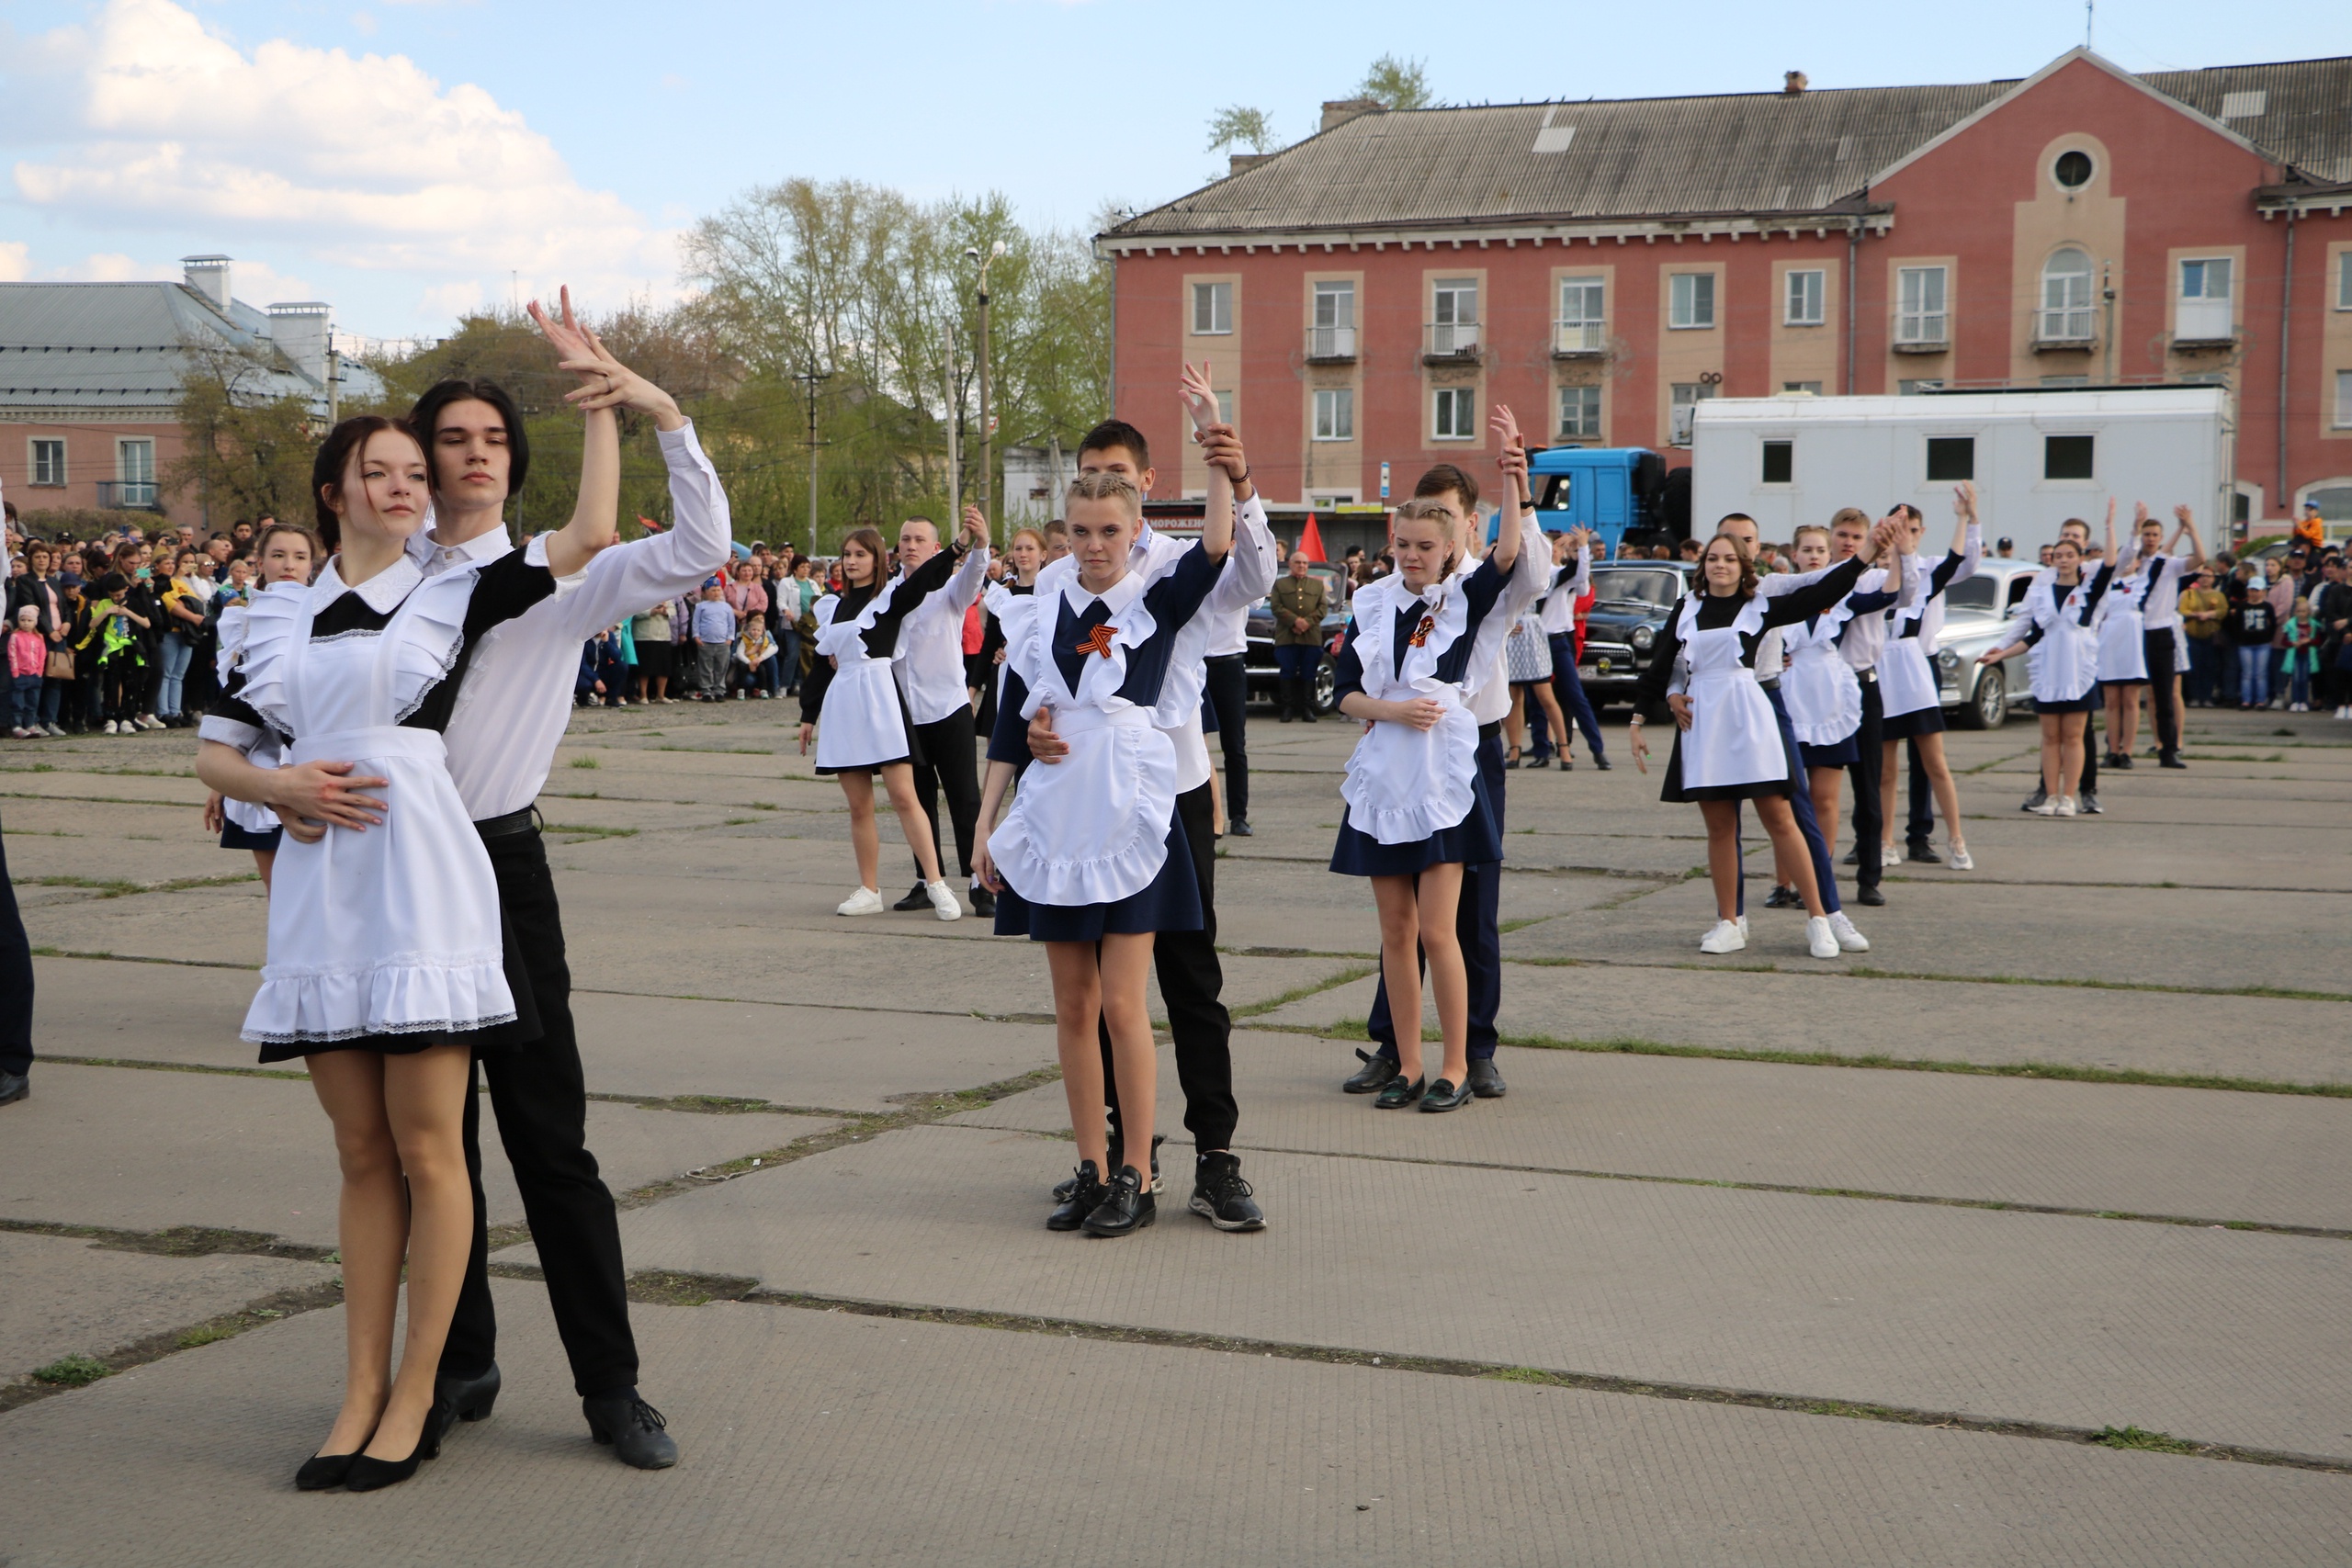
1840;845;1860;866
2078;792;2103;815
2158;754;2188;770
891;882;932;911
1047;1160;1105;1230
1762;885;1803;910
2021;786;2048;812
1055;1133;1160;1200
582;1390;678;1470
1229;819;1253;837
1905;842;1942;865
968;885;997;917
1081;1166;1156;1236
1188;1152;1266;1232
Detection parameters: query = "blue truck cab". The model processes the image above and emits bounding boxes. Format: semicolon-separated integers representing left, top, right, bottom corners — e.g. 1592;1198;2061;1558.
1487;446;1668;551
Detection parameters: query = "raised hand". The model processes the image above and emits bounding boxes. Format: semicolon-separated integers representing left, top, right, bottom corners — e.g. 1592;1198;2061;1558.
1179;362;1218;434
528;287;596;382
1953;480;1977;524
959;504;991;553
1489;404;1523;460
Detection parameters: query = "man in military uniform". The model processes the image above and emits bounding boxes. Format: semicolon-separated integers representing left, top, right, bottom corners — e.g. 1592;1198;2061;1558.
1269;546;1329;722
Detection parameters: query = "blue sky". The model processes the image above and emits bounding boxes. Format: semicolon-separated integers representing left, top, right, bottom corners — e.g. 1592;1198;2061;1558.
2;0;2343;339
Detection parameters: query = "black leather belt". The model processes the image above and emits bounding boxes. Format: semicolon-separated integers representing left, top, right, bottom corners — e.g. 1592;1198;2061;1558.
1478;720;1504;742
1758;677;1781;692
472;806;539;840
1856;669;1877;684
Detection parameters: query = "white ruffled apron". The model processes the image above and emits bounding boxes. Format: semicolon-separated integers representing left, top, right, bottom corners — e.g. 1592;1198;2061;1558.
1340;681;1478;844
1680;598;1792;789
812;593;915;771
242;580;514;1048
2027;581;2102;704
213;602;283;836
1876;613;1942;720
989;705;1174;907
2096;590;2147;682
1780;615;1861;747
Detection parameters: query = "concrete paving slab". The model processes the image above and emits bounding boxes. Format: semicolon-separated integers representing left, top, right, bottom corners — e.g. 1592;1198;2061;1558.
3;1281;2345;1568
602;1123;2352;1457
1254;965;2352;1086
0;768;205;807
5;831;249;891
1864;819;2352;892
951;1032;2352;1231
0;1231;334;1383
3;795;212;839
0;1065;837;1248
28;956;258;1070
22;884;267;964
1498;876;2352;994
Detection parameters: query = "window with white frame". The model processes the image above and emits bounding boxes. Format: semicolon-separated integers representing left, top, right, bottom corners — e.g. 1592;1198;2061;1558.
2336;370;2352;430
118;438;154;485
1668;381;1714;445
1432;386;1476;440
1430;279;1478;355
2039;249;2094;341
1784;269;1825;326
29;438;65;487
1311;281;1356;359
1216;390;1235;424
2177;257;2233;340
1557;276;1606;352
2340;253;2352;310
1313;388;1354;441
1895;265;1948;344
1669;273;1716;330
1191;281;1232;335
1558;385;1600;439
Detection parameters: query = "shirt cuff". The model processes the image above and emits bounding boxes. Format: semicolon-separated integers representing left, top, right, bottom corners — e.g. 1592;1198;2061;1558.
198;715;264;751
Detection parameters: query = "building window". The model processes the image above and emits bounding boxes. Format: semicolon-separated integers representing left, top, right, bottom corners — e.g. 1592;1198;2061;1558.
119;438;155;485
2177;257;2233;341
1216;390;1235;424
1782;381;1823;394
2053;150;2093;189
1759;441;1793;484
2039;249;2095;342
1313;388;1355;441
1926;436;1974;481
1558;385;1600;439
1898;379;1944;395
29;438;66;487
1430;279;1479;355
1668;273;1716;330
1192;281;1232;335
1668;381;1714;445
1310;282;1356;360
1556;276;1606;353
2041;375;2089;388
1432;387;1476;440
2340;254;2352;310
2043;434;2095;480
1895;266;1948;344
2336;371;2352;430
1784;269;1825;326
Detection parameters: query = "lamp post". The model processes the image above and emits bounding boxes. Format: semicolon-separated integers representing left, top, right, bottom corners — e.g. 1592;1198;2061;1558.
966;241;1006;540
796;366;831;555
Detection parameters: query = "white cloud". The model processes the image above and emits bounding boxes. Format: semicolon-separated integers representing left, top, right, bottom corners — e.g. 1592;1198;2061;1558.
9;0;677;307
0;242;28;281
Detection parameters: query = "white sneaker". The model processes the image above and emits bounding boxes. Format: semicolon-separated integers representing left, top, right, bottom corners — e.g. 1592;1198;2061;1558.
2028;796;2062;817
1947;843;1973;871
1827;911;1871;953
2054;796;2077;817
925;878;964;921
1699;919;1747;954
139;714;164;730
836;886;886;916
1806;916;1841;959
103;719;120;735
1737;915;1750;940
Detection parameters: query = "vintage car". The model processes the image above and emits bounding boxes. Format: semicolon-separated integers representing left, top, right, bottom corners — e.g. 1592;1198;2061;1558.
1930;558;2046;728
1574;560;1697;706
1243;560;1351;715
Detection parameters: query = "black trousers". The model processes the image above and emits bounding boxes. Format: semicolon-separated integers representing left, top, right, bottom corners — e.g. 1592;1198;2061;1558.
0;803;32;1077
909;706;980;881
1203;654;1250;822
2143;628;2180;756
1101;782;1238;1155
1846;680;1884;891
1369;723;1505;1063
444;826;639;1400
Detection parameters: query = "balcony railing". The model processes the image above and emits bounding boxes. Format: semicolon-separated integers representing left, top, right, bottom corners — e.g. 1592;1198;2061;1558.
1893;313;1948;353
2174;297;2234;344
2033;308;2097;350
95;480;162;512
1306;324;1357;362
1552;320;1607;356
1424;321;1482;362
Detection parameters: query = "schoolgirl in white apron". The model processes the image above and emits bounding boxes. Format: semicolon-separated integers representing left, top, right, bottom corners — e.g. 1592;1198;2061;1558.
2096;523;2188;767
1978;523;2118;816
1874;491;1983;870
203;523;326;886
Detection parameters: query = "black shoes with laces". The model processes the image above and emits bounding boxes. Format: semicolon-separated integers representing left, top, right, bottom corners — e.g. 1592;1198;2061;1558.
1081;1166;1156;1236
891;882;932;912
1188;1152;1266;1231
582;1390;679;1470
1053;1134;1160;1201
1048;1160;1106;1230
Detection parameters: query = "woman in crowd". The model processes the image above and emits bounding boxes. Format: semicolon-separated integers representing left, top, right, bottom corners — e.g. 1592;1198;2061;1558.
1779;521;1899;874
973;364;1238;1232
1975;513;2116;817
1632;519;1895;960
797;521;976;919
1327;407;1544;1112
155;548;209;728
1875;489;1982;871
983;525;1047;714
200;523;322;890
629;595;674;703
2226;568;2278;709
6;543;69;736
1500;569;1568;770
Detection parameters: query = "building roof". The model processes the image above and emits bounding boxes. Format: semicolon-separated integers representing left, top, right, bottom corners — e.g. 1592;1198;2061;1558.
1108;51;2352;242
0;279;379;414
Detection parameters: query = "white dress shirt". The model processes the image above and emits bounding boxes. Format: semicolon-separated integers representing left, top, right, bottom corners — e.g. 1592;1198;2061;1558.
413;421;732;819
1536;546;1591;637
891;544;990;727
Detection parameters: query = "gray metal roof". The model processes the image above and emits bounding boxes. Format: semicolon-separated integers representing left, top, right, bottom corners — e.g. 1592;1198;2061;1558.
1112;54;2352;240
0;280;375;412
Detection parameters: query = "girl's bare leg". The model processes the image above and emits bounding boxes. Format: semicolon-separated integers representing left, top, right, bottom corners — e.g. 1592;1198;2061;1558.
2039;714;2064;796
1699;799;1743;919
1531;682;1569;759
1414;863;1470;1086
1914;732;1963;849
305;1051;402;1459
2059;713;2088;798
879;761;944;884
1097;932;1158;1174
1808;767;1843;852
1371;874;1427;1079
253;848;276;894
363;1043;475;1462
1755;795;1825;915
839;771;881;891
1046;942;1110;1172
1504;686;1527;756
1879;739;1901;852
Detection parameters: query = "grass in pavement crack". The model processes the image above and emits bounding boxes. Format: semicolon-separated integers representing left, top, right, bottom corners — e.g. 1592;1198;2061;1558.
1228;964;1376;1022
0;1279;346;1416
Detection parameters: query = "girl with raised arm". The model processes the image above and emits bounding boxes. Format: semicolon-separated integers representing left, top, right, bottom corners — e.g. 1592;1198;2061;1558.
1977;510;2117;816
1875;486;1983;871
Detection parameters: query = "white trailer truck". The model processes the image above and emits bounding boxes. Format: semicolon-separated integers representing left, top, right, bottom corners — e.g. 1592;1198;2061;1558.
1690;387;2230;552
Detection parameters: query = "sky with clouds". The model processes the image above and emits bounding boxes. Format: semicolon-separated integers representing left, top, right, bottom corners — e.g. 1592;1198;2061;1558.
1;0;2341;341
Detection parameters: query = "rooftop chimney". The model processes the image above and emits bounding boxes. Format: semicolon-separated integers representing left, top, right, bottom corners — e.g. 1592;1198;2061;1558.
1782;71;1808;96
1228;152;1271;175
1320;97;1385;133
268;302;332;387
182;254;232;311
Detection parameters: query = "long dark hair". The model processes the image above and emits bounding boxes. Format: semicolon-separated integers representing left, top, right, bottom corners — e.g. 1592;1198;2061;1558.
408;378;531;497
311;415;424;551
1699;535;1760;599
837;526;888;604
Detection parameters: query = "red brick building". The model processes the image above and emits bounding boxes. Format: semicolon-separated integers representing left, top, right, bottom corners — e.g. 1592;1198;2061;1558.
1101;50;2352;528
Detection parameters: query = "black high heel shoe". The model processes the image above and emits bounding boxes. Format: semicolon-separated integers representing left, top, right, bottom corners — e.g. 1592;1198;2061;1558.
342;1417;442;1493
294;1449;366;1491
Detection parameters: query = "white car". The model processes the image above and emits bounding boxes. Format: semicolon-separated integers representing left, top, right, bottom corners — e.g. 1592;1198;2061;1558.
1931;559;2047;728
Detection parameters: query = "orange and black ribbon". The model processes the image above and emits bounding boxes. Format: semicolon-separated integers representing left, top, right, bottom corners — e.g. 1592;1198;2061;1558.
1074;623;1119;660
1408;615;1437;648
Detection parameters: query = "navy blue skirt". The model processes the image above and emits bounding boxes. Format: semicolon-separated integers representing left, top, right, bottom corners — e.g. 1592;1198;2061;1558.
220;820;282;852
994;809;1204;942
1329;766;1503;876
2035;691;2099;714
1881;703;1947;739
1797;733;1860;769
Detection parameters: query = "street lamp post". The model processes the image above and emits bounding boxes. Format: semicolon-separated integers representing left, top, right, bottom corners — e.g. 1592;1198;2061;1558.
967;241;1006;541
797;366;831;555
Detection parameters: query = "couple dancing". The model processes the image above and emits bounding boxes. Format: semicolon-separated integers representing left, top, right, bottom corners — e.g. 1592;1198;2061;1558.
196;294;732;1490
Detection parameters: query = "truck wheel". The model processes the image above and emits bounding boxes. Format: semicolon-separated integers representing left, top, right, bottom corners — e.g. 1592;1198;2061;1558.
1957;665;2007;730
1313;654;1340;716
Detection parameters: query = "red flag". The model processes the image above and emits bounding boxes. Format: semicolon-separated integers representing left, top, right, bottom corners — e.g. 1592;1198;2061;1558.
1297;513;1328;563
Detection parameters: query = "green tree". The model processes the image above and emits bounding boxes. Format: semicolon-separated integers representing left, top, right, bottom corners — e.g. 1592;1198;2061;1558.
1206;106;1277;154
163;337;321;526
1356;54;1435;111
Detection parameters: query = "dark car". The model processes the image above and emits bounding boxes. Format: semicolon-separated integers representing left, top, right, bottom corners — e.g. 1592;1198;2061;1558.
1575;561;1696;706
1245;561;1351;715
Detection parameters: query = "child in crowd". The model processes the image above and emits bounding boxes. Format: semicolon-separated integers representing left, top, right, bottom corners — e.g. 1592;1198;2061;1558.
2281;598;2320;712
690;577;736;700
7;604;46;738
735;613;777;700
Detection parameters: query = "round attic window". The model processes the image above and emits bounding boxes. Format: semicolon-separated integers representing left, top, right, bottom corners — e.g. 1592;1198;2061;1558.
2053;150;2094;189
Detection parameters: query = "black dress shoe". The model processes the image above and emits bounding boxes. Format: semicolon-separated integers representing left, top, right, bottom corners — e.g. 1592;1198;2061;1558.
1905;842;1942;865
1853;884;1886;908
1342;1047;1399;1094
583;1390;678;1470
1592;754;1611;771
2158;754;2188;770
0;1070;26;1106
1840;845;1860;866
433;1362;501;1442
1557;754;1575;771
1189;1152;1266;1232
891;882;932;912
1526;754;1551;769
1056;1134;1160;1201
1373;1075;1426;1110
1300;709;1318;723
1762;885;1802;910
1047;1160;1105;1229
1081;1166;1156;1236
1466;1058;1507;1098
343;1420;440;1493
1230;819;1253;837
968;885;997;917
1419;1077;1476;1113
294;1449;365;1491
2111;752;2135;770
